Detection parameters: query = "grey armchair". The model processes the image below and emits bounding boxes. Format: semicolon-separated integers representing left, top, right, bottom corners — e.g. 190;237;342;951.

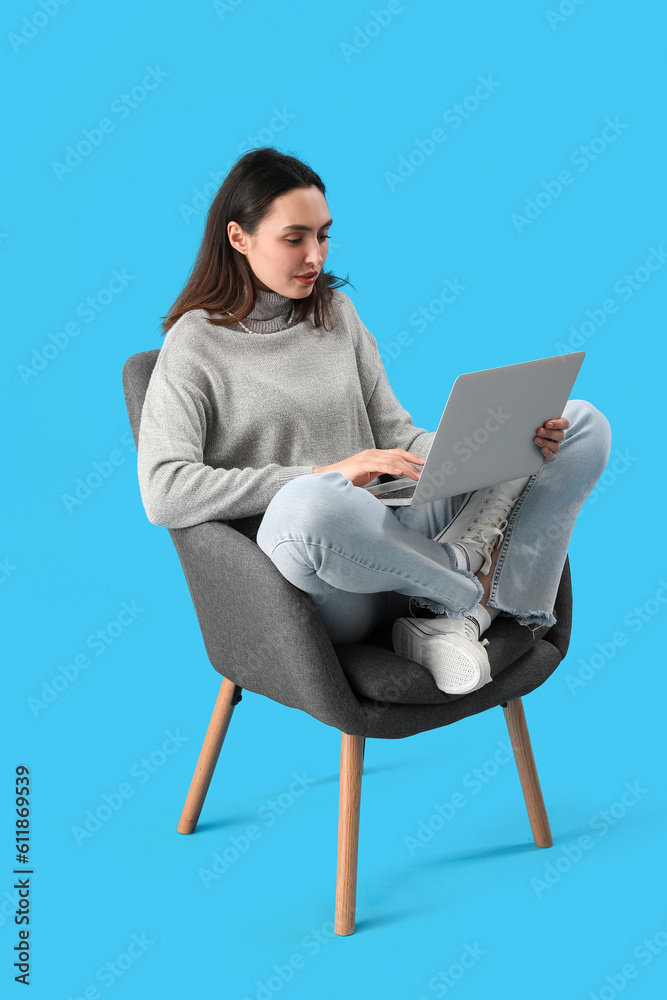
123;349;572;936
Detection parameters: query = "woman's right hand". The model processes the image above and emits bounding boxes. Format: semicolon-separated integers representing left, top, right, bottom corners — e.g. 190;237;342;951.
313;448;425;488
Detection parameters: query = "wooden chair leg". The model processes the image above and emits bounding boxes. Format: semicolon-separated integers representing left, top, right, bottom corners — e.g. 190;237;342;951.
335;733;364;936
502;697;553;848
177;677;241;835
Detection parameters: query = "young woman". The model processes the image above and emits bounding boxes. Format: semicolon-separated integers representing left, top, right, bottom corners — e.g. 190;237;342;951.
137;147;611;697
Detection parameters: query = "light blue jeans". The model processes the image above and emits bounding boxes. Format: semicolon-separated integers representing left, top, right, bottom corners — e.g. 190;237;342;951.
256;399;611;644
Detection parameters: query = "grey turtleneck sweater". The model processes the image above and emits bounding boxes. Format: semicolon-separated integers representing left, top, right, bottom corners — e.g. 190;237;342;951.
137;288;435;530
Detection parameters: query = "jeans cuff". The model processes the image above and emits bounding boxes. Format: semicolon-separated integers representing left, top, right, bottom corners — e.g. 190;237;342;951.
413;544;484;618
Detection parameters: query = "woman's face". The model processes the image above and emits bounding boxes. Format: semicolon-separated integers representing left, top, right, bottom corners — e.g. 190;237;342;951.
228;186;332;298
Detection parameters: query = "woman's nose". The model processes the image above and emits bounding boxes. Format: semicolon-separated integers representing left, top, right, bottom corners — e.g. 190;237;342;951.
305;238;326;266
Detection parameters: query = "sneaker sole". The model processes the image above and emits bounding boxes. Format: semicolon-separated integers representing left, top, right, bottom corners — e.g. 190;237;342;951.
392;617;491;694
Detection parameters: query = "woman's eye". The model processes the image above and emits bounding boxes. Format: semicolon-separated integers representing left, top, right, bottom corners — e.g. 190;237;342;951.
286;235;330;245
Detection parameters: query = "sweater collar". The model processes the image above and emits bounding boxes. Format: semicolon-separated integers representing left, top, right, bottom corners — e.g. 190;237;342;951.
245;289;294;322
219;288;296;334
208;287;300;333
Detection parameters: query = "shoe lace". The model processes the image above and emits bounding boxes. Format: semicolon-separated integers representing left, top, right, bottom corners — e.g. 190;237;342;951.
461;488;517;574
461;615;481;643
461;616;490;647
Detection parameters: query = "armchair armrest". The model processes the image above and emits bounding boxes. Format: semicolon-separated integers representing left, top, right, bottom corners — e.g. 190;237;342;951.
168;520;368;735
542;556;572;660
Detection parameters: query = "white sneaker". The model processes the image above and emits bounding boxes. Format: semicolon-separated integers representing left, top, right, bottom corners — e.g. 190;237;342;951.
433;478;530;575
392;614;491;695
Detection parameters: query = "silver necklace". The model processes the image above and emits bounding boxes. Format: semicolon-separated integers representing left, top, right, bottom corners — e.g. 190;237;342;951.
226;302;296;334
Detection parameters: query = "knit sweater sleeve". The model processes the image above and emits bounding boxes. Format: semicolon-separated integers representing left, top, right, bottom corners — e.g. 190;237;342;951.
343;296;436;459
137;369;313;528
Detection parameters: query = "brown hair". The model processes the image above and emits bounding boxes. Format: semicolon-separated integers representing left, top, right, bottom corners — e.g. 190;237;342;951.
160;147;353;335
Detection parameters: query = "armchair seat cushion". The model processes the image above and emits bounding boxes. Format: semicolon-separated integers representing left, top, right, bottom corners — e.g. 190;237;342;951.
335;615;551;704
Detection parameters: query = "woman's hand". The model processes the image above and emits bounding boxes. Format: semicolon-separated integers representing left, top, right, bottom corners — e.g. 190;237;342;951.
313;448;425;487
535;416;569;463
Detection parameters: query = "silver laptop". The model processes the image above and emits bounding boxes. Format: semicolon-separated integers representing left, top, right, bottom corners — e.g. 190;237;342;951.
363;351;585;507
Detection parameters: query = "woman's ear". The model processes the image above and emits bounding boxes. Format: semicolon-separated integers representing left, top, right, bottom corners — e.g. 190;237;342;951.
227;222;248;254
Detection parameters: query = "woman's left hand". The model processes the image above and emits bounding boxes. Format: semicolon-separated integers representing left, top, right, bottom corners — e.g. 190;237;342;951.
535;416;569;463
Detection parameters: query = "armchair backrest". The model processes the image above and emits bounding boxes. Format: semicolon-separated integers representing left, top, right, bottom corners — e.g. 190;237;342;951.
122;349;160;449
122;349;369;734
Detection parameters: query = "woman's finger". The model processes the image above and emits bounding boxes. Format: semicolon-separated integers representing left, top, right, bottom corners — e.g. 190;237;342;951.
535;435;559;452
536;427;565;444
544;417;569;430
395;463;421;480
396;451;426;465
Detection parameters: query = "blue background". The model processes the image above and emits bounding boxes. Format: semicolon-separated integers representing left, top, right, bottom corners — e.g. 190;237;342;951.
4;1;666;997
